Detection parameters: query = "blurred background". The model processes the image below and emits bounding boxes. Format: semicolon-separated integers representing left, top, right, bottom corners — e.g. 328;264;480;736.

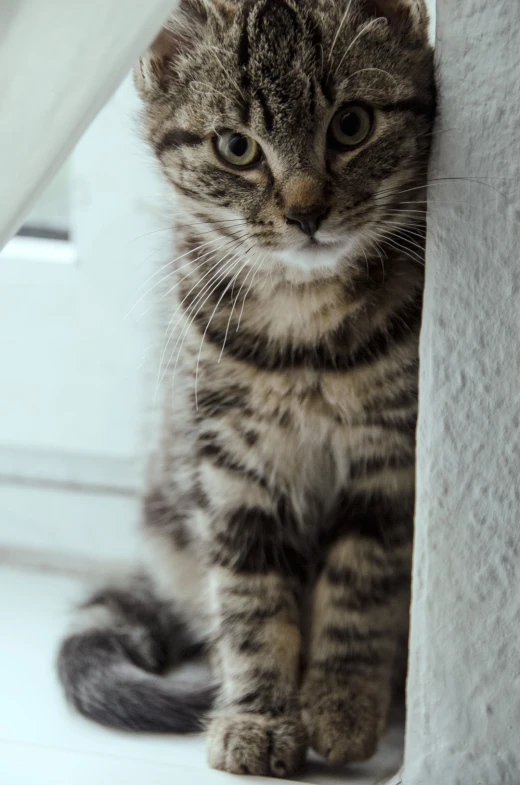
0;75;169;572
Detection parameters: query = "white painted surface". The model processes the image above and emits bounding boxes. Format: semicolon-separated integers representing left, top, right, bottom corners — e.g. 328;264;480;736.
0;75;172;559
0;0;180;248
405;0;520;782
0;566;403;785
0;236;78;266
0;486;139;565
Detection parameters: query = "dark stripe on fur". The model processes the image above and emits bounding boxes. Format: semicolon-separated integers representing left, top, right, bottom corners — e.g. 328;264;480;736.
195;294;422;372
311;650;385;672
196;386;250;418
349;452;415;479
323;625;393;645
257;87;275;132
198;436;269;489
210;505;307;580
322;492;415;548
329;573;411;613
380;98;435;118
143;489;196;548
156;129;204;156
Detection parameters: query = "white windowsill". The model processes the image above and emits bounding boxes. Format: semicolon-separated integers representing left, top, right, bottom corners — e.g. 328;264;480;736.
0;564;403;785
0;235;78;266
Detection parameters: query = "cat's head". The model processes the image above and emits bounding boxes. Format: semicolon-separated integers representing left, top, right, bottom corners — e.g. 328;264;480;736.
135;0;435;277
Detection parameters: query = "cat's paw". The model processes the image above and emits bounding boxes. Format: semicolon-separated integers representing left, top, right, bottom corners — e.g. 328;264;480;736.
302;691;383;764
207;712;307;778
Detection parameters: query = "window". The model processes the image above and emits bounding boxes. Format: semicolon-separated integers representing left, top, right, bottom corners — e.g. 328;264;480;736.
0;75;166;561
19;164;70;241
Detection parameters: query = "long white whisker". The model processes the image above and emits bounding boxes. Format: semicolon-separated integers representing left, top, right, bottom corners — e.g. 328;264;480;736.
168;244;249;392
381;236;425;266
339;67;398;89
169;250;247;398
195;252;254;408
237;256;265;331
218;258;259;362
328;0;354;67
334;18;388;77
125;234;230;318
154;237;246;400
217;253;267;359
131;216;246;242
207;46;247;102
160;235;245;301
156;241;248;396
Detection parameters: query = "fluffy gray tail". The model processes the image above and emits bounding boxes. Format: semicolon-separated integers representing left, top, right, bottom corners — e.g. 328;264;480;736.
57;577;213;733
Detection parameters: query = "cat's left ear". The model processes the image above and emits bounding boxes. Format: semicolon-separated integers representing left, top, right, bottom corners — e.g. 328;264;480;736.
358;0;430;41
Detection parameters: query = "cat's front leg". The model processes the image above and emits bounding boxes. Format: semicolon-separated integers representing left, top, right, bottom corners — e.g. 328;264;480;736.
205;503;307;777
301;495;413;764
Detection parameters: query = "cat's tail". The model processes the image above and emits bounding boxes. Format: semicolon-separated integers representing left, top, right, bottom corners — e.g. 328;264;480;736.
57;575;214;733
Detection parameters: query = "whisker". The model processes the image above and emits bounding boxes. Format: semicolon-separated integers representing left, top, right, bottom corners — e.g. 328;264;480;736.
333;18;388;78
195;252;254;407
339;66;398;89
125;234;231;318
155;238;249;394
161;240;240;300
189;80;232;103
167;246;248;394
237;255;266;331
381;236;425;267
160;235;246;300
129;217;246;243
168;242;249;392
218;256;262;361
328;0;355;67
206;46;247;102
154;238;247;398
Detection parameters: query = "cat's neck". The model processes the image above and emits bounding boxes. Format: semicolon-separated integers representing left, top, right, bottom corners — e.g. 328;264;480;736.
173;226;424;341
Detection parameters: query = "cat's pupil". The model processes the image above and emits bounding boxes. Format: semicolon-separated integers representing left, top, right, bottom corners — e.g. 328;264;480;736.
228;135;249;157
340;112;361;137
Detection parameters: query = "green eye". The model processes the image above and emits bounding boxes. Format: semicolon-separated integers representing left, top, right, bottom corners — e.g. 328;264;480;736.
329;105;373;149
215;131;261;168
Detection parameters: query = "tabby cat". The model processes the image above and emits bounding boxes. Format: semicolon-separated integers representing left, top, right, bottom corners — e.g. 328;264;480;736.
58;0;436;777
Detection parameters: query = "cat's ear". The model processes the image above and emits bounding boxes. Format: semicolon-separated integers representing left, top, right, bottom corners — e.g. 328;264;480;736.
134;0;211;97
357;0;430;40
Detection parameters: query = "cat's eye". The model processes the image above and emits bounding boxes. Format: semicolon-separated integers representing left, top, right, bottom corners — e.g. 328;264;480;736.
215;131;262;168
329;105;373;149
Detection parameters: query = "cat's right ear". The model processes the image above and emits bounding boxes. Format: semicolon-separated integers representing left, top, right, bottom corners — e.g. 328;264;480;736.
357;0;430;41
134;0;208;97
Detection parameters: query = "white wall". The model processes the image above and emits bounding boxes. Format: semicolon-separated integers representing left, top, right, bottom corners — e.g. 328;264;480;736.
403;0;520;782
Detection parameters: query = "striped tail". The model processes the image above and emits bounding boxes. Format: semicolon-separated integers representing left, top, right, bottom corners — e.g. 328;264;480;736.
57;576;213;732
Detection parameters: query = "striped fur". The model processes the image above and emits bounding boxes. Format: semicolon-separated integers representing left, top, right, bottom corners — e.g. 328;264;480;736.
58;0;435;777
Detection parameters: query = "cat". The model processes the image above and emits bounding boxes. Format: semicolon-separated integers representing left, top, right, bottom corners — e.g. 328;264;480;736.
58;0;436;777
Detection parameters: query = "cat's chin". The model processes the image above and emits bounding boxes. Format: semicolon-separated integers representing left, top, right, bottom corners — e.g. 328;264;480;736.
273;237;358;277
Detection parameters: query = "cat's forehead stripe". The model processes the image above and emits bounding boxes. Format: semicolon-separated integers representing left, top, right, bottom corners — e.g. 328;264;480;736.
155;129;204;158
236;0;326;134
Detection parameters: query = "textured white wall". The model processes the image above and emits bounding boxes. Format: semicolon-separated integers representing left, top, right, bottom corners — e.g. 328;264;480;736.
403;1;520;782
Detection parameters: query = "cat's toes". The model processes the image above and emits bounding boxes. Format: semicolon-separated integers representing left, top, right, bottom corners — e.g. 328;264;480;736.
207;712;307;777
303;692;383;764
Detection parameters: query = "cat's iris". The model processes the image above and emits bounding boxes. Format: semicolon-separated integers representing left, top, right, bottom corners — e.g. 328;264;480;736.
215;131;262;168
329;105;373;149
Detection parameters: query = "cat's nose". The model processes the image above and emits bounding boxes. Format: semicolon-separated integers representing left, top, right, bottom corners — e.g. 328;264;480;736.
285;206;328;238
